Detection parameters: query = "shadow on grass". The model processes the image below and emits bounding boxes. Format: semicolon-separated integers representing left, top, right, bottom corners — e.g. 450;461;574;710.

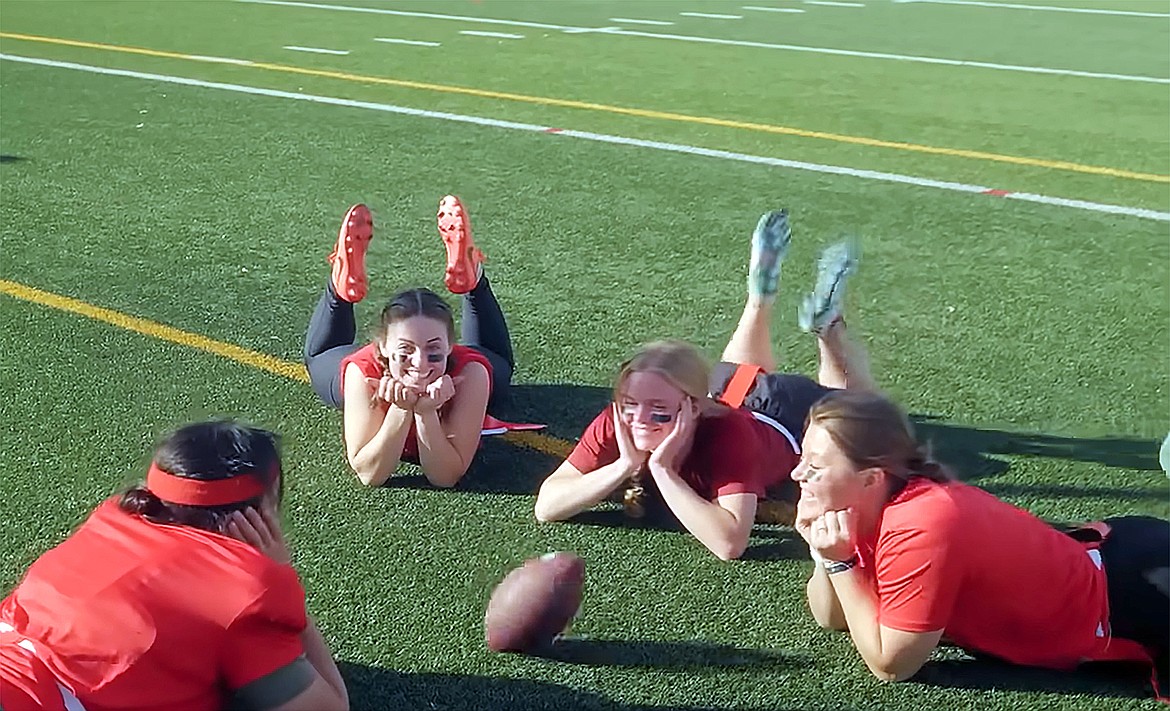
379;382;609;496
497;383;613;443
914;414;1161;475
0;155;27;163
565;506;681;532
554;508;810;561
912;658;1156;700
339;660;803;711
539;637;808;672
381;384;1166;505
739;530;810;562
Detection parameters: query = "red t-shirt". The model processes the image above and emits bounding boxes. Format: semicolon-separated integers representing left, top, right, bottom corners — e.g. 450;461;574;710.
566;406;798;500
340;343;493;462
865;478;1117;669
0;500;307;711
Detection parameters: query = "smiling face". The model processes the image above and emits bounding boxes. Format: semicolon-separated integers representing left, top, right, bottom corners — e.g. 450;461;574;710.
791;422;876;514
380;315;451;388
617;370;687;452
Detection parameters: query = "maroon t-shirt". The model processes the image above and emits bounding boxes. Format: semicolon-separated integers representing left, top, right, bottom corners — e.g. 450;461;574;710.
566;406;797;500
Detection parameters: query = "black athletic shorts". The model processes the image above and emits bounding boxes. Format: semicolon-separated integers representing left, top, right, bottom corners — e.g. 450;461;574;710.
709;362;836;446
1098;516;1170;664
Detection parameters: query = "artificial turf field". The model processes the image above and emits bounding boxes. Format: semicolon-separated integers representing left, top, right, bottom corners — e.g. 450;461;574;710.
1;0;1168;708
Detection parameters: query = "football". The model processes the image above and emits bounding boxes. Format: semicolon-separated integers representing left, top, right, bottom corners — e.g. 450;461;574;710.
484;551;585;653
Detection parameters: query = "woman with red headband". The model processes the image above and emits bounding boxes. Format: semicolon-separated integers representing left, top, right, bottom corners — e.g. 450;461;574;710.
0;421;348;711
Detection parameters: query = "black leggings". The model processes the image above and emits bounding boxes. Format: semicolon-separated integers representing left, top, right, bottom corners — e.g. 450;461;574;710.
303;277;514;412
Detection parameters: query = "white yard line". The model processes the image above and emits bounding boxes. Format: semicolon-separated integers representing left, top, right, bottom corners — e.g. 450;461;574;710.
562;26;621;34
805;1;865;7
374;37;441;47
743;6;806;12
4;53;1165;223
679;12;744;19
893;0;1170;19
459;30;524;39
609;17;675;26
240;0;571;30
187;54;255;65
237;0;1170;84
283;45;349;55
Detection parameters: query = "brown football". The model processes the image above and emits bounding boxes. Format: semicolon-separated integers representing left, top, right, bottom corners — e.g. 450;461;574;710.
484;552;585;653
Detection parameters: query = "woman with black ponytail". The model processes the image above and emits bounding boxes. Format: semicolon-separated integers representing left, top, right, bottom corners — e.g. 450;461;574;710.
303;197;537;489
0;421;348;711
792;389;1168;696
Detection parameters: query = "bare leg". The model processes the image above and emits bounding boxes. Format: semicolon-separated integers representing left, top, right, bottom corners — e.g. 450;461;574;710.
721;300;778;371
816;319;875;391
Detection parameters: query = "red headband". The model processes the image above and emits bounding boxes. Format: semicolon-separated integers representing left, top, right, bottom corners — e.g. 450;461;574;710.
145;463;269;507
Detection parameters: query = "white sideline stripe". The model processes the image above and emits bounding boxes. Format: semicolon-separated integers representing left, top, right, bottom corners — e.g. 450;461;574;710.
237;0;1170;84
2;54;1166;223
609;17;675;26
187;54;255;65
680;12;743;19
743;6;806;12
459;30;524;39
805;1;865;7
282;45;349;55
894;0;1170;19
374;37;441;47
603;28;1170;84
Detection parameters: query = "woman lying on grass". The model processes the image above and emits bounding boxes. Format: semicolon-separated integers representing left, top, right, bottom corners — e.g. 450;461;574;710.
534;209;877;560
794;389;1169;692
0;421;348;711
304;197;528;488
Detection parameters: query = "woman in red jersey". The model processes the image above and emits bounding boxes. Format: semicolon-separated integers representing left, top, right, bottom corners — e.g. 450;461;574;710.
534;209;876;560
304;196;531;488
793;389;1169;689
0;421;347;711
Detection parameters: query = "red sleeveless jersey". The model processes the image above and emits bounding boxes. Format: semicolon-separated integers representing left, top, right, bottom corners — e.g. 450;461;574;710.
340;343;493;461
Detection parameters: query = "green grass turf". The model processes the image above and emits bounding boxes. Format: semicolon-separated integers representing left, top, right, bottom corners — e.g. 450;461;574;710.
1;1;1168;708
1;0;1167;206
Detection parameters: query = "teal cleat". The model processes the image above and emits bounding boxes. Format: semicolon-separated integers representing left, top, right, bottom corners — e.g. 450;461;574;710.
799;238;859;334
748;209;793;302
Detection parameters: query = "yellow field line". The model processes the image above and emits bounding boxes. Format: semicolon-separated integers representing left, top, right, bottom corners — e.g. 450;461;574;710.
0;278;573;458
2;31;1166;184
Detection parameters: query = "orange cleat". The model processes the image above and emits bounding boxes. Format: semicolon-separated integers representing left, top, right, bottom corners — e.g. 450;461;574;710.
437;195;485;295
329;204;373;303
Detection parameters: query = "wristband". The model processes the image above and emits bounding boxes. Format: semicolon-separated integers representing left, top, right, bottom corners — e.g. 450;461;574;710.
822;556;859;575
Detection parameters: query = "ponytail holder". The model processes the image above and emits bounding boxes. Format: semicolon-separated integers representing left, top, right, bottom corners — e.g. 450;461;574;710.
146;463;269;507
